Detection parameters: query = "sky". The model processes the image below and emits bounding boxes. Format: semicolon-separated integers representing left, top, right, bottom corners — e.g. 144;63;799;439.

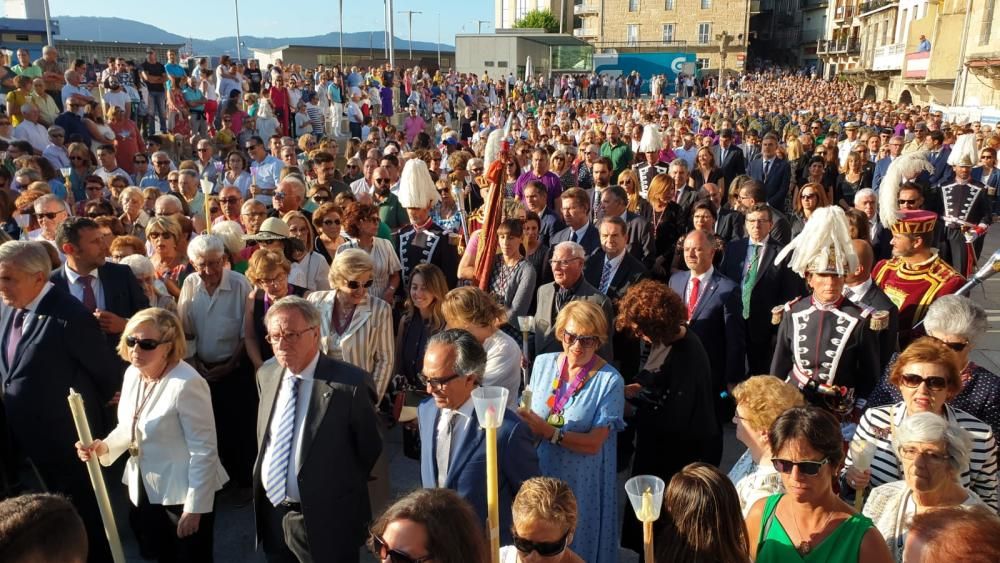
42;0;495;45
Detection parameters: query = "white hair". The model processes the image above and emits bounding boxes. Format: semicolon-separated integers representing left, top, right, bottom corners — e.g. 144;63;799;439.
120;254;154;279
854;188;876;205
212;220;246;256
554;241;585;260
892;411;973;476
32;194;68;213
924;295;988;342
0;241;52;277
187;234;226;261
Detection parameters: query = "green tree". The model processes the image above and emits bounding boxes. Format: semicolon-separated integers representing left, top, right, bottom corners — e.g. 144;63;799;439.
513;9;560;33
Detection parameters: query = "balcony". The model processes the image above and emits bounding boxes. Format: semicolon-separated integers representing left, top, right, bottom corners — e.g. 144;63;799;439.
800;0;828;9
904;50;930;79
858;0;897;16
818;38;861;55
872;42;905;70
573;2;599;15
834;5;855;21
573;27;598;38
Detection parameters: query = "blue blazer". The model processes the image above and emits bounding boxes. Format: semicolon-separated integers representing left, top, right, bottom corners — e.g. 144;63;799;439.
928;147;954;187
537;206;567;248
872;156;892;193
50;262;150;349
669;270;747;386
418;399;540;544
748;158;792;213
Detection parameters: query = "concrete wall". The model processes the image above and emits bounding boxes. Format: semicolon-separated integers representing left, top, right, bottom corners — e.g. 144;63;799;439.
456;35;552;78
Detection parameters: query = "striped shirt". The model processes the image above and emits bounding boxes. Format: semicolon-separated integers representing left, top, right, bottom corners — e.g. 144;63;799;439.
844;402;999;510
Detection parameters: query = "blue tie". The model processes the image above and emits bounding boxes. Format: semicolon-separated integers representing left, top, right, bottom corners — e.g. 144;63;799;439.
599;260;614;293
264;374;301;506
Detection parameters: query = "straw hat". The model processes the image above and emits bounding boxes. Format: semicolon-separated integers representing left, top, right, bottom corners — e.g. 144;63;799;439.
243;217;289;241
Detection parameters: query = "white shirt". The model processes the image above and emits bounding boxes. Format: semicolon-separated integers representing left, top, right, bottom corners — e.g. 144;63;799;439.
436;395;475;484
685;266;714;309
350;177;372;196
13;120;49;152
261;350;319;503
16;282;53;331
64;264;106;310
844;278;874;303
482;331;522;408
177;269;252;363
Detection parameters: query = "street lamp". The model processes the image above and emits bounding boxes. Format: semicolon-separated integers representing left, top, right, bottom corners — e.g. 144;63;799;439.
398;10;422;61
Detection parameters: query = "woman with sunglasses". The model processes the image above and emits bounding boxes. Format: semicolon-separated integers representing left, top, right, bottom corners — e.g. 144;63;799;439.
790;182;831;238
844;337;998;510
308;248;395;513
66;141;95;203
518;300;624;563
501;477;583;563
311;202;346;263
242;248;309;371
338;202;401;305
282;210;331;292
617;169;651;222
75;308;228;562
862;412;986;562
368;488;487;563
746;406;893;562
146;216;191;300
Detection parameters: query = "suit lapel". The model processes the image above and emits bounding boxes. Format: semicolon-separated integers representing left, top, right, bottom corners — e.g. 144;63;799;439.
748;243;771;293
340;297;372;341
0;307;12;375
298;371;335;471
446;409;484;487
691;275;719;319
10;293;56;374
257;362;284;447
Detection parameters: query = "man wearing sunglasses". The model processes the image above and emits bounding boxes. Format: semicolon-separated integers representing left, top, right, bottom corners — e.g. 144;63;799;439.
245;135;285;205
417;329;539;546
254;296;381;562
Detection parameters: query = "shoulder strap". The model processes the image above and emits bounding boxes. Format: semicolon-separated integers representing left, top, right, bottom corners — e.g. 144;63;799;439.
756;494;782;556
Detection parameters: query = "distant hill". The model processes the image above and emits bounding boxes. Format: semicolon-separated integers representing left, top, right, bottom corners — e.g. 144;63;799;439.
54;16;454;55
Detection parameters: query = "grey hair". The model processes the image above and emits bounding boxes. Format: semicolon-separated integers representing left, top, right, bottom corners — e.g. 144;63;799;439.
42;45;56;55
554;241;585;260
120;254;154;279
155;194;183;213
0;241;53;277
19;103;35;115
151;151;170;162
428;329;487;384
669;158;689;172
468;158;484;169
212;221;247;256
186;234;226;261
241;199;265;214
63;69;75;81
892;411;973;476
854;188;876;205
16;168;41;182
279;176;306;197
264;295;322;329
47;125;65;137
32;194;67;213
178;168;198;181
924;295;988;342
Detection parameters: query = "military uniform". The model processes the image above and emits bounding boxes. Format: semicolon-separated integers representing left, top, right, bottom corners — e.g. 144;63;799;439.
633;161;668;199
395;221;459;290
940;178;991;277
771;296;882;414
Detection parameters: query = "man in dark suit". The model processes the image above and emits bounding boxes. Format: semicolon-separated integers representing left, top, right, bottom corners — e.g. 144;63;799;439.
0;241;122;563
418;329;539;545
523;180;565;247
739;129;762;172
855;188;893;261
748;133;792;212
254;296;382;563
926;130;954;188
720;204;805;375
599;186;654;267
51;217;149;352
543;187;600;283
534;241;615;360
872;135;905;193
845;239;899;374
711;128;746;188
670;159;702;218
734;181;792;246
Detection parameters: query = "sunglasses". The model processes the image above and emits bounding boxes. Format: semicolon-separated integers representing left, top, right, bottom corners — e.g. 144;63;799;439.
374;178;391;184
512;531;569;557
930;335;969;352
562;330;600;349
37;211;63;220
313;196;331;203
220;197;241;204
346;279;374;290
772;458;829;476
147;231;174;240
897;199;918;206
369;533;432;563
125;336;166;351
418;371;465;390
321;218;341;226
900;373;948;391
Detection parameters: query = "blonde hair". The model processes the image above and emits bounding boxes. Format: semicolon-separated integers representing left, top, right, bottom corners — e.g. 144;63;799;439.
512;477;578;532
144;215;182;241
117;308;186;365
442;286;507;329
246;248;291;286
647;173;674;207
329;247;373;287
555;301;609;347
731;375;805;433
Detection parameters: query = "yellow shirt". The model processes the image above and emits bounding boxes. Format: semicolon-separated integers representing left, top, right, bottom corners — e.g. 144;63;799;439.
6;90;29;126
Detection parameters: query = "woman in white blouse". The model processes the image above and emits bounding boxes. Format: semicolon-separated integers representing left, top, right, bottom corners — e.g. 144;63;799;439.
220;150;252;199
76;308;227;561
863;412;986;562
307;248;394;514
727;375;806;516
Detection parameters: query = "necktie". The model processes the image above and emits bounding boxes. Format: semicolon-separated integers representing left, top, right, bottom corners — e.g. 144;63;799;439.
570;231;578;243
436;410;458;487
742;245;761;320
264;374;301;506
687;276;701;318
763;160;772;181
5;309;26;366
599;260;614;293
77;275;97;312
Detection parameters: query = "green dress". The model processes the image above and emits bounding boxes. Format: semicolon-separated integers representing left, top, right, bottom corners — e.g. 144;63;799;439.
756;494;874;563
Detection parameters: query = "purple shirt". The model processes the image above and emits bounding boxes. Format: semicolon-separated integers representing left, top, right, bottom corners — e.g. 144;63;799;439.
514;170;563;209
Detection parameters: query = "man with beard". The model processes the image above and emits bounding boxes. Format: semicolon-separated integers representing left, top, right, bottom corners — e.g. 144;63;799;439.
372;166;409;235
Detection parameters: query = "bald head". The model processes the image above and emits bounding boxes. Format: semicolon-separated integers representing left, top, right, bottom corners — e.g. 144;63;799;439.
847;239;874;285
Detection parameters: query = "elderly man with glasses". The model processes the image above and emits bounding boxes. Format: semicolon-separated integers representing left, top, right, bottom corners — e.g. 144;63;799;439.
245;135;284;206
139;151;174;193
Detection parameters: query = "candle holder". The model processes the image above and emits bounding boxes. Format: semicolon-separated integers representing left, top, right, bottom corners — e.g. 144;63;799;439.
849;440;876;511
516;316;534;407
200;179;214;234
472;386;508;563
626;474;665;563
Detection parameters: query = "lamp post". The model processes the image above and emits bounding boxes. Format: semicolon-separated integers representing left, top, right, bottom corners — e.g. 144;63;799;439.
398;10;422;62
339;0;344;67
234;0;243;62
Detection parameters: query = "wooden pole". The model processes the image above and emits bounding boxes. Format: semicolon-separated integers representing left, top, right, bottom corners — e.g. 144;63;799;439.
485;422;500;563
643;521;654;563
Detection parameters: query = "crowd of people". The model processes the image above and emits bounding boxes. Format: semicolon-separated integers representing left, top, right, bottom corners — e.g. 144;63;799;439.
1;50;1000;563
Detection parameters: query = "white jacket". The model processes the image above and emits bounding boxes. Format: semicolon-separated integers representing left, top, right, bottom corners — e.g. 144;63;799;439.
100;361;228;513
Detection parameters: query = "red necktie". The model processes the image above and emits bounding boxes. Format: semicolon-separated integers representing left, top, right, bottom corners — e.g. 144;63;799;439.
78;275;97;312
688;277;700;318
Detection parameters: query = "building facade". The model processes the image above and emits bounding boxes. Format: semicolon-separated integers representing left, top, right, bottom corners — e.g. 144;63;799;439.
496;0;575;32
250;45;452;72
817;0;862;78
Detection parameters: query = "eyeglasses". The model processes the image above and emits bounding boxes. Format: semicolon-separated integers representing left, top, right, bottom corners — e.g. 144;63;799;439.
321;218;341;226
549;258;581;268
125;336;167;351
37;211;64;220
418;371;466;391
898;445;952;464
930;335;970;352
196;147;211;152
69;156;87;161
273;192;287;200
512;531;569;557
154;160;171;165
257;274;287;286
369;532;433;563
134;159;147;164
243;211;267;219
899;373;949;391
772;458;829;476
374;178;391;184
265;326;317;345
345;279;374;290
562;330;600;349
220;197;241;205
897;199;919;206
147;231;174;240
800;193;818;200
313;196;331;204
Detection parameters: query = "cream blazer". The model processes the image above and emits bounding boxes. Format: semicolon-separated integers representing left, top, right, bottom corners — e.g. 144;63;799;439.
99;361;228;513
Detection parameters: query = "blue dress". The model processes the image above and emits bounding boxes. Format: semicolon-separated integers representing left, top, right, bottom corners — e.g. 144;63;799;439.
526;352;625;563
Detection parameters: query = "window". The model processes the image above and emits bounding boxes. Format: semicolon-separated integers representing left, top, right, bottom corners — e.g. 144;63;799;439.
629;0;640;11
627;24;640;45
701;0;711;8
485;61;495;67
698;22;712;44
981;0;996;45
14;34;28;41
662;23;675;43
497;61;508;68
696;58;710;69
665;0;675;9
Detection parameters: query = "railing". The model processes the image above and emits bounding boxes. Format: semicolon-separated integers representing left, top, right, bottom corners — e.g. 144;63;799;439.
573;2;600;15
834;5;856;21
573;28;598;37
872;42;905;70
800;0;829;9
818;37;861;54
858;0;897;16
904;50;930;79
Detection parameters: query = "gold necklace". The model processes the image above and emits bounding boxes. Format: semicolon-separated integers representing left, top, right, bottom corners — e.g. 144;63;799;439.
786;505;835;556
